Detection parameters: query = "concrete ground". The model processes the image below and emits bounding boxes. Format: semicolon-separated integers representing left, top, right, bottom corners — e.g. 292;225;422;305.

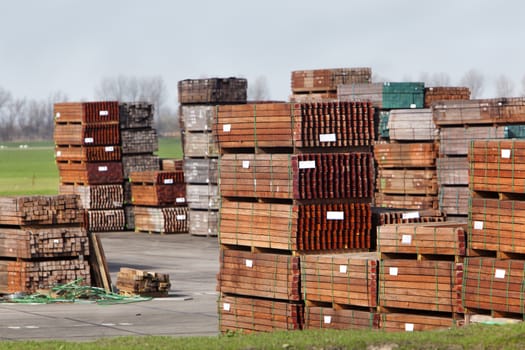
0;232;220;341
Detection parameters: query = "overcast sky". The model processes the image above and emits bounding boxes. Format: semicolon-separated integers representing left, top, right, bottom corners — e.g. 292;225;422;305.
1;0;524;106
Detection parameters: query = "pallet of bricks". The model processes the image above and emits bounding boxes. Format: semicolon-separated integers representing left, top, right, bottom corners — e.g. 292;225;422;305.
0;195;91;294
464;134;525;323
178;77;247;236
376;219;467;331
54;102;125;231
217;67;379;333
130;170;188;234
119;102;160;230
433;98;525;218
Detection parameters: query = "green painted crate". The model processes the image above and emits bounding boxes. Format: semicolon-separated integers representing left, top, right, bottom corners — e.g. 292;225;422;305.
382;82;424;109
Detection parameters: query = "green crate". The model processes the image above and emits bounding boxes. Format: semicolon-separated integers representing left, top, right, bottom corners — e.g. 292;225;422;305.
504;125;525;139
382;82;425;109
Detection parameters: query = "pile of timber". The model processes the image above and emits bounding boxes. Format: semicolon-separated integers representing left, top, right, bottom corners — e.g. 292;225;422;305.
161;159;184;171
432;97;525;218
374;115;439;211
305;307;379;330
376;221;467;331
179;79;247;237
0;195;93;294
116;267;170;297
119;102;160;229
130;170;188;234
337;82;425;110
464;138;525;321
290;67;371;102
54;101;125;232
423;87;470;108
216;101;375;150
220;152;374;201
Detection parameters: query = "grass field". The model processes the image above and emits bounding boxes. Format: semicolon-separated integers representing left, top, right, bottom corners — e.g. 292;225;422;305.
0;323;524;349
0;138;182;196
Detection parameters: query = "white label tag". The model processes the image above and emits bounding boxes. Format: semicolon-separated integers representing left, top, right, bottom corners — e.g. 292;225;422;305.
164;178;174;184
410;104;416;109
98;166;108;172
402;235;412;244
339;265;347;273
405;323;414;332
323;316;332;324
402;211;420;219
99;110;109;116
319;133;336;142
245;259;253;268
55;112;61;118
501;149;511;159
474;221;484;230
176;197;185;203
105;146;114;152
327;211;344;220
299;160;316;169
223;303;231;311
53;239;60;244
223;124;231;132
56;151;62;157
242;161;250;169
176;215;186;221
84;137;94;144
495;269;506;279
389;267;398;276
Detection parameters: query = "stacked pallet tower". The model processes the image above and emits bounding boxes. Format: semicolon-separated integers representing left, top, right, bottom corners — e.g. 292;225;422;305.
436;98;525;322
119;102;160;230
216;68;378;333
0;195;90;293
178;78;248;236
54;102;125;231
130;169;189;234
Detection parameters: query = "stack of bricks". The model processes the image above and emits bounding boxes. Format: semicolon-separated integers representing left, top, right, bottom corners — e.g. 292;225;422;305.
119;102;160;229
0;195;90;293
178;78;247;236
54;102;125;231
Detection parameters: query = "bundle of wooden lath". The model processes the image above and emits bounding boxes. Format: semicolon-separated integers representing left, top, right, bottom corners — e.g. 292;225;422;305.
116;267;170;297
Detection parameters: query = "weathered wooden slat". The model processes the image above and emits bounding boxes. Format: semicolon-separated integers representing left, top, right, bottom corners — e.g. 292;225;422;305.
183;131;219;157
121;129;158;155
374;142;437;168
178;78;247;104
437;157;469;185
377;169;438;195
439;186;470;216
291;67;371;93
184;158;218;184
424;87;471;108
186;184;220;210
122;155;160;179
440;126;506;156
189;209;218;236
219;294;303;333
119;102;154;129
387;109;437;141
180;105;216;132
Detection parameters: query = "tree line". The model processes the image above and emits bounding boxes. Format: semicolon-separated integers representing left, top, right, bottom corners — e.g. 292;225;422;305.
0;70;524;142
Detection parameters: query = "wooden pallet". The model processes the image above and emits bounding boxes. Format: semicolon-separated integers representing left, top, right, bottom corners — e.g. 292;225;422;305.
379;312;461;332
184;158;218;184
0;226;89;259
178;78;247;104
387;109;437;141
463;257;525;315
134;206;189;234
291;67;371;93
377;222;467;257
180;105;215;132
433;97;525;126
121;129;158;155
469;197;525;254
219;294;303;333
1;258;91;294
189;209;218;237
220;152;374;200
116;268;170;297
440;125;506;156
469;140;525;194
58;162;123;185
55;145;122;162
218;249;301;301
219;199;372;251
59;184;123;209
424;87;471;108
374;142;437;168
377;168;438;195
0;195;83;226
54;123;120;146
54;101;119;124
186;184;219;210
379;259;463;313
119;102;154;129
86;209;125;232
304;305;378;330
301;252;378;308
437;157;469;185
439;186;470;216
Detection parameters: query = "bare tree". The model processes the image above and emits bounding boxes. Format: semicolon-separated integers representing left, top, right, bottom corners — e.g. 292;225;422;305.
430;72;451;87
248;76;270;101
520;75;525;96
495;74;515;97
460;69;485;98
372;73;389;83
418;72;431;86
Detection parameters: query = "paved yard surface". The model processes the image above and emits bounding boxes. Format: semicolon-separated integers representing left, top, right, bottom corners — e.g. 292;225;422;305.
0;232;220;341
